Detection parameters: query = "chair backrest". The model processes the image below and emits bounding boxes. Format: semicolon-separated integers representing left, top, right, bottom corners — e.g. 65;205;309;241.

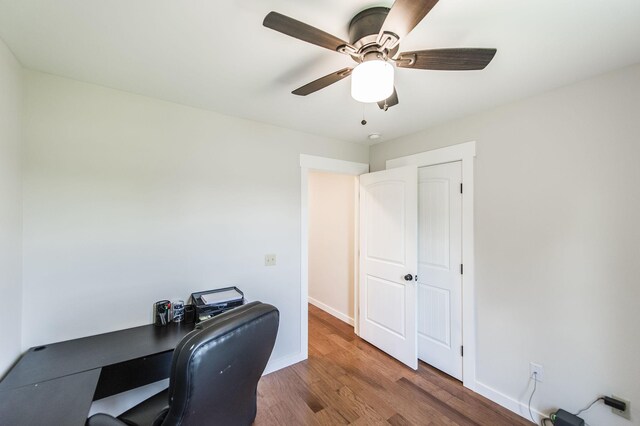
161;302;279;426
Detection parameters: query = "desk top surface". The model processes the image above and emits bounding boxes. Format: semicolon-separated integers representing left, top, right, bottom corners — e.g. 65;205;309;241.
0;369;101;426
0;322;194;391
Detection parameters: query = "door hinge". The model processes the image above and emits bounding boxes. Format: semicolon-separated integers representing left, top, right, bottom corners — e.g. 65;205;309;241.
460;183;463;194
460;264;463;275
461;346;464;357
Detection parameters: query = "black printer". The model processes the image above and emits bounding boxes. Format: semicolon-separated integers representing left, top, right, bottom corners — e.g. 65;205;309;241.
189;286;245;323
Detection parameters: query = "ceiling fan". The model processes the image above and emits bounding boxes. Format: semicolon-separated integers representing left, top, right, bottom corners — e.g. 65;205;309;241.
263;0;497;110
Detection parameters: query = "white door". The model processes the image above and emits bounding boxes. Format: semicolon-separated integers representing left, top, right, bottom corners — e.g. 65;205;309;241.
417;161;463;380
359;166;418;369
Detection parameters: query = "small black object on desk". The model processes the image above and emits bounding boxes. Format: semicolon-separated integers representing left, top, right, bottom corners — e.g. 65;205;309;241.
183;304;196;324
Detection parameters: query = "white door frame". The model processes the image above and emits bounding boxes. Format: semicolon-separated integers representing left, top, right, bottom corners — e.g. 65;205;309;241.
300;155;369;360
386;141;477;391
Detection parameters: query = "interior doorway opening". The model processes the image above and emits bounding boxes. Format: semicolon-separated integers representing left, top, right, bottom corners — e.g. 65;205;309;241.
384;141;477;389
299;154;369;361
308;171;358;326
417;161;463;381
307;171;357;327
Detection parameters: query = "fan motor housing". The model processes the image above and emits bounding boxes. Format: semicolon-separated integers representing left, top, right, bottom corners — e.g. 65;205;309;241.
348;7;398;61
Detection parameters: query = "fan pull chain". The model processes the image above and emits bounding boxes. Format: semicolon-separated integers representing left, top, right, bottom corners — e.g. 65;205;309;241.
361;104;367;126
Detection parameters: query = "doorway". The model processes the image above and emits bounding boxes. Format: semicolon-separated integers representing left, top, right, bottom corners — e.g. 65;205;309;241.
357;141;477;389
417;161;463;380
357;161;464;378
299;155;369;360
307;171;357;326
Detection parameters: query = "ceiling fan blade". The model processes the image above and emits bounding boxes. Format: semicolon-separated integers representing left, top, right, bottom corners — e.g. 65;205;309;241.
263;12;350;53
377;0;439;48
377;87;399;110
292;68;353;96
396;48;497;70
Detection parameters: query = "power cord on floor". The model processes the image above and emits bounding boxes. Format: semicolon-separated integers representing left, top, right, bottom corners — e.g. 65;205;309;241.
528;372;538;423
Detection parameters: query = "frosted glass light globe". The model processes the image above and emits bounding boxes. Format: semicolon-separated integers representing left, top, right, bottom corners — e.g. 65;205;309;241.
351;60;394;103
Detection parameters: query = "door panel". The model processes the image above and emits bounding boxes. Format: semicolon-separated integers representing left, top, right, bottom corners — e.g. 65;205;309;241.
420;178;450;269
359;166;418;369
417;161;463;380
419;286;450;346
366;182;406;265
366;276;406;336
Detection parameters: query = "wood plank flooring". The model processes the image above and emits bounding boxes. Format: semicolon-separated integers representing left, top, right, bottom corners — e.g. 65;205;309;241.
254;305;533;426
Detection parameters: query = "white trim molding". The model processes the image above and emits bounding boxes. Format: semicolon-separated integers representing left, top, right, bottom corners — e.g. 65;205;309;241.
263;352;308;376
474;381;547;424
308;297;355;326
386;141;478;392
300;154;370;175
300;155;369;363
386;141;476;169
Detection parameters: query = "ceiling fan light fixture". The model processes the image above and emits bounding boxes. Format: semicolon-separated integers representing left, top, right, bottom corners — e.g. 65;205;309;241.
351;60;394;103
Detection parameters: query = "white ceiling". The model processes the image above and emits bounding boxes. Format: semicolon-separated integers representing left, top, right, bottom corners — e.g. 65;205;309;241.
1;0;639;145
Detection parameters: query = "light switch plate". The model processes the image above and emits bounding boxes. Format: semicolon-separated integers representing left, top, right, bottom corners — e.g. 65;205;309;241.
265;254;276;266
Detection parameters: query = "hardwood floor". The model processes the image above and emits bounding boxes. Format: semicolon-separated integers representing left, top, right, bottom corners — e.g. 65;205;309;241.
254;305;533;426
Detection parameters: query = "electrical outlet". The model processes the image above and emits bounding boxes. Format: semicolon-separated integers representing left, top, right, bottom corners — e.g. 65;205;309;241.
611;395;630;420
529;362;544;382
265;254;276;266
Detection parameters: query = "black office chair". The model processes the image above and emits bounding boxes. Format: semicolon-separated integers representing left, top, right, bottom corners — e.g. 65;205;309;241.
87;301;279;426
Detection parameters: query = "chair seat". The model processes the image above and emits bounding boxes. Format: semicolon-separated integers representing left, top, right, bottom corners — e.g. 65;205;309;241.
117;388;169;426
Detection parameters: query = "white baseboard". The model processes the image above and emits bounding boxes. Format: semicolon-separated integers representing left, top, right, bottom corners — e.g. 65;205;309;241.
308;297;354;326
474;380;548;424
263;351;306;376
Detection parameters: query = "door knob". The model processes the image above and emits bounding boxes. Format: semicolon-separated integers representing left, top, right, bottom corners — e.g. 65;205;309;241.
403;274;414;281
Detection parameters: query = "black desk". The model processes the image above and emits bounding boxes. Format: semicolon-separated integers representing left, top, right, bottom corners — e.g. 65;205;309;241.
0;369;101;426
0;322;194;426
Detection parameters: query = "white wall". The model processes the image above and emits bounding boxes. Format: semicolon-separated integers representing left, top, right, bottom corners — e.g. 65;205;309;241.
308;171;355;324
370;63;640;425
22;70;368;368
0;37;22;376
